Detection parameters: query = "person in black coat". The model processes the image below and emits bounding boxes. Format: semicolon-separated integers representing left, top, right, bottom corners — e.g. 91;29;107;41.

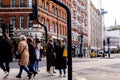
27;38;38;77
46;38;56;75
55;40;67;77
0;34;13;78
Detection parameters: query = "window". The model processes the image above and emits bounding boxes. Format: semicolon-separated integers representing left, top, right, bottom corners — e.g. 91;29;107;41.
20;0;24;7
41;17;45;30
59;9;61;17
55;23;57;34
10;17;16;28
11;0;16;7
62;25;64;35
28;0;32;7
0;0;2;7
46;2;49;11
52;6;55;14
41;0;44;9
28;16;33;28
20;17;24;28
46;19;49;31
50;22;54;33
56;8;58;16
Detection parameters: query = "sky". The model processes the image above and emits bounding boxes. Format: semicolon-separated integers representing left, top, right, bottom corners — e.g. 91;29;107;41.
91;0;120;27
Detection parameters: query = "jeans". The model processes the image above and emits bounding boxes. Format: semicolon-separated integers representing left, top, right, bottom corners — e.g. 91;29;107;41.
59;69;66;75
34;61;39;71
17;66;31;76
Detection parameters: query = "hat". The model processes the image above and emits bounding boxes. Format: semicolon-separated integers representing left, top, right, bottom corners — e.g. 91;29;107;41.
19;35;27;41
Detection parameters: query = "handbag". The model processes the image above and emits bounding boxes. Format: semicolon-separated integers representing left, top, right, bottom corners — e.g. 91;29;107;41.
63;49;68;57
16;46;26;59
63;45;68;57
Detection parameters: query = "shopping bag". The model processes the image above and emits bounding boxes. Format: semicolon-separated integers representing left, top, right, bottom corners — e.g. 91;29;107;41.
63;49;68;57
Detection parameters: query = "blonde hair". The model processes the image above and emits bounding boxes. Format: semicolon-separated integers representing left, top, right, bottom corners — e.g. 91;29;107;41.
19;35;27;41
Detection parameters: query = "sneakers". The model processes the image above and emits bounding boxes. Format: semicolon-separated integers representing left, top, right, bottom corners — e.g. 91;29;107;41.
4;72;9;78
59;74;66;77
63;74;66;77
59;74;62;77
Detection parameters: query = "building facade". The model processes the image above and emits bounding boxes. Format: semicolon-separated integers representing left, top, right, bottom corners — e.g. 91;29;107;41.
0;0;71;41
71;0;88;56
86;0;103;51
0;0;103;55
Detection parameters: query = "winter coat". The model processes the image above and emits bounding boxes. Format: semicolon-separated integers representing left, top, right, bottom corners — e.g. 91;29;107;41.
18;40;29;66
0;38;13;62
55;45;67;69
28;43;36;64
46;43;56;66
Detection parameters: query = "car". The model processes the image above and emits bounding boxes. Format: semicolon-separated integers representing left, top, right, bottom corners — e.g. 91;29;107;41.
97;50;107;57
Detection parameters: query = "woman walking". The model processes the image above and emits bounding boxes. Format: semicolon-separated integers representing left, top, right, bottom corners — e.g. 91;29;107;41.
46;38;56;75
16;35;32;79
27;38;38;77
0;34;13;78
55;40;67;77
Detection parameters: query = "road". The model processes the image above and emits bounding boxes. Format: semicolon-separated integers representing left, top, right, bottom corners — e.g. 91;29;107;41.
72;54;120;80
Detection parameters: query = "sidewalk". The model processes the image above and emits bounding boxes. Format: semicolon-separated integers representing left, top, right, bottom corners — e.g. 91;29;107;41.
0;57;88;80
0;66;87;80
0;66;67;80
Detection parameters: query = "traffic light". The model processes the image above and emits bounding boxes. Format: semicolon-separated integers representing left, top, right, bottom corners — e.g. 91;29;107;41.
29;4;38;20
9;24;14;37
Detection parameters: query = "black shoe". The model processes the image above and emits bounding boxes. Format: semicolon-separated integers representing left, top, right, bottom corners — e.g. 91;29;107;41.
16;75;21;78
53;71;56;73
33;71;38;77
28;73;32;79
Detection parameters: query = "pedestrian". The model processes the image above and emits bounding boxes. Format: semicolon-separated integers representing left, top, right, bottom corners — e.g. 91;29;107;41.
0;34;13;78
34;42;41;72
55;40;67;77
46;38;56;75
27;38;38;77
16;35;32;79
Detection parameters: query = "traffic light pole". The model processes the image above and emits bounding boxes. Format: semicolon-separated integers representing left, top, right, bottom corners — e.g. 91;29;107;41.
51;0;72;80
34;0;48;43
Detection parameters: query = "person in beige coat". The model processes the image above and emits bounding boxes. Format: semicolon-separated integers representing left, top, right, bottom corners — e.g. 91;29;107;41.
16;35;32;79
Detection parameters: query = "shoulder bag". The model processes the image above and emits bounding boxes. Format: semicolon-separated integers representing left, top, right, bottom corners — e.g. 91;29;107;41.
16;46;26;59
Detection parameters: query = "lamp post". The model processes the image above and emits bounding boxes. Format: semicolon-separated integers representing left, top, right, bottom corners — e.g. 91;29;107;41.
51;1;72;80
78;34;83;57
107;37;110;58
103;39;105;57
